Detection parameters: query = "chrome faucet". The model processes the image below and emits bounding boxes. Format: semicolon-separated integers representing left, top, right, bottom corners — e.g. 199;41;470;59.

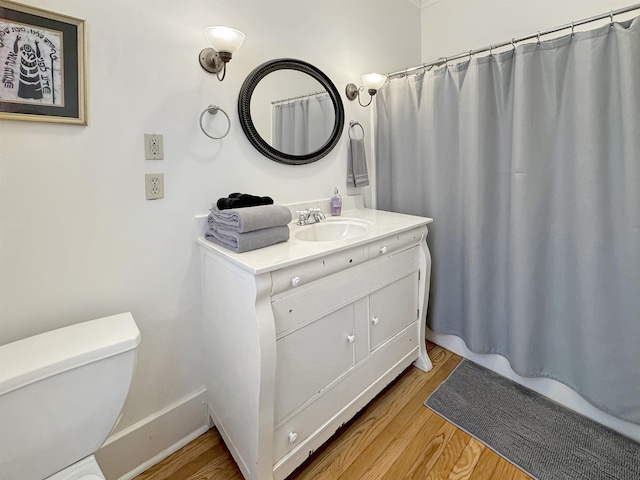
296;208;326;225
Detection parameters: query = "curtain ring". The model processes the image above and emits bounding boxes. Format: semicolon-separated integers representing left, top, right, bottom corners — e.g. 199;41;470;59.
610;10;615;29
511;38;517;51
199;105;231;139
571;21;575;38
444;57;448;68
537;31;541;46
468;50;473;61
489;44;493;58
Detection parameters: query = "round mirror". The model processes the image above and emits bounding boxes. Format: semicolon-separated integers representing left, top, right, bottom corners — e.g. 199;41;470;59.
238;59;345;165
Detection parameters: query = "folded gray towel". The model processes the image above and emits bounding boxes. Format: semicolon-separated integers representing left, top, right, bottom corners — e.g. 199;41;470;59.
348;138;370;187
205;225;290;253
208;204;292;233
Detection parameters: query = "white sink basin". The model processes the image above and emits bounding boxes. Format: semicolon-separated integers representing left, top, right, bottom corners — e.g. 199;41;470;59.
293;219;370;242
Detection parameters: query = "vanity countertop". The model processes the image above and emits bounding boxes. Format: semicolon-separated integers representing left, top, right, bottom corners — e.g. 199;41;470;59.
195;197;433;275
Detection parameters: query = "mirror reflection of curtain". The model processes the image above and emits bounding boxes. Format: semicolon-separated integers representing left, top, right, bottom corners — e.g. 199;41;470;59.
272;93;332;155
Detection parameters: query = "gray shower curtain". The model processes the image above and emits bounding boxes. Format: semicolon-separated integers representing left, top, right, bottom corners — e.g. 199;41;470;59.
376;17;640;424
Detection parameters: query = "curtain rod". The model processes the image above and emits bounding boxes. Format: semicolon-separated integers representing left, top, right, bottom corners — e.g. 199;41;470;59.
271;90;327;105
387;2;640;78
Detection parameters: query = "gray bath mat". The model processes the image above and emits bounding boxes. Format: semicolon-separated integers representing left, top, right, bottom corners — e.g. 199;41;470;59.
425;360;640;480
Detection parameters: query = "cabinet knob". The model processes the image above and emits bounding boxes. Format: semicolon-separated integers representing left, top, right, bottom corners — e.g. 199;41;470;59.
288;432;298;444
380;246;388;254
371;317;380;325
347;334;356;344
291;276;301;287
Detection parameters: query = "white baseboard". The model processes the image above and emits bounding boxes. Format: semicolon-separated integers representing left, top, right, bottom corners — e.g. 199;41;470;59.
95;388;209;480
427;330;640;443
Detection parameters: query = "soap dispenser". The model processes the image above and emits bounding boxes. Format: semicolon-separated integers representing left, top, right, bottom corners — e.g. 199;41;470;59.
330;187;342;216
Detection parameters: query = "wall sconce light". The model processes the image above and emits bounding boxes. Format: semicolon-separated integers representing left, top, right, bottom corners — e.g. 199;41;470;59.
345;73;387;107
199;26;245;81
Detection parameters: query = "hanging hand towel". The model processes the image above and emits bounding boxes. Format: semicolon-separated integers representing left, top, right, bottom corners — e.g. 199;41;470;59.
348;137;370;187
208;204;292;233
205;225;290;253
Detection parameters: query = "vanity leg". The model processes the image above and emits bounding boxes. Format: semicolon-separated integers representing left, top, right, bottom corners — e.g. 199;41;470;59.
414;231;434;373
414;344;433;372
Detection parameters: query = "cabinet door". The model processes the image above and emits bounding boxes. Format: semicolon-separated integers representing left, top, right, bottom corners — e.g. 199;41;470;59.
369;272;419;351
274;303;356;424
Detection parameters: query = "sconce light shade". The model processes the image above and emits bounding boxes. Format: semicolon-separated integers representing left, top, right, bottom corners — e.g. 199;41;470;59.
361;73;387;92
204;26;245;58
345;72;388;107
199;26;245;81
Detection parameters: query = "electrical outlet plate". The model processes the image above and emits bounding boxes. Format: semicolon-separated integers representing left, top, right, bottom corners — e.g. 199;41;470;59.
145;173;164;200
144;133;164;160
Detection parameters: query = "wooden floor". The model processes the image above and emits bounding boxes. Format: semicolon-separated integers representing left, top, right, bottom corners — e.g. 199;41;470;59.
135;344;531;480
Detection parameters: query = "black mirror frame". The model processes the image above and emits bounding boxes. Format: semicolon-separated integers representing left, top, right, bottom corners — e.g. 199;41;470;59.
238;58;345;165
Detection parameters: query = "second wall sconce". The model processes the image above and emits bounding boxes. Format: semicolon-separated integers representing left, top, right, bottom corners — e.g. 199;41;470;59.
199;26;245;81
345;73;387;107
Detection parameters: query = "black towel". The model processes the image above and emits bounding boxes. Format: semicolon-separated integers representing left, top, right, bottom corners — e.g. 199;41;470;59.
216;193;274;210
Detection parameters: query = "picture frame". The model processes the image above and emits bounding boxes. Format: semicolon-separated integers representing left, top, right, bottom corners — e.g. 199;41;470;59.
0;0;86;125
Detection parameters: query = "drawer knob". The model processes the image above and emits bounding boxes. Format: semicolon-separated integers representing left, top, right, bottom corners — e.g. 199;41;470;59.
371;317;380;325
288;432;298;444
380;246;388;254
291;276;301;287
347;334;356;344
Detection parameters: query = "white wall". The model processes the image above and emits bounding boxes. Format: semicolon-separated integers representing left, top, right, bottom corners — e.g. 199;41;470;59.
421;0;640;62
0;0;421;473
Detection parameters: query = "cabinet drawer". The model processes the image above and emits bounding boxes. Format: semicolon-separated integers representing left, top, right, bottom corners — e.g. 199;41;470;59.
370;272;419;351
368;226;425;259
272;246;420;336
270;245;368;296
274;304;356;424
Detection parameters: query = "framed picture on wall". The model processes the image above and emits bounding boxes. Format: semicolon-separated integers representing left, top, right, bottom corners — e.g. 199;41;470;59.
0;0;86;125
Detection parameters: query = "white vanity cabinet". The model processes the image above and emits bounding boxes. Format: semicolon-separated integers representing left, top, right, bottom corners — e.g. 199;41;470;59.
197;201;433;480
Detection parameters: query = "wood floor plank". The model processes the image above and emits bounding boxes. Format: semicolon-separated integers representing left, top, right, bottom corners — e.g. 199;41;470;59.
291;345;456;480
135;431;218;480
356;407;443;480
134;343;532;480
448;438;485;480
495;458;536;480
424;428;472;480
467;447;500;480
385;416;457;479
290;366;438;480
334;354;462;480
184;456;244;480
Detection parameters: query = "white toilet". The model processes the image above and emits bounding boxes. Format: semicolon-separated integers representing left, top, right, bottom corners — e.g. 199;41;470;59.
0;312;141;480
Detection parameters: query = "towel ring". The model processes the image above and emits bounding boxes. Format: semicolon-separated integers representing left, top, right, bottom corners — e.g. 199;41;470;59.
348;120;365;140
199;105;231;139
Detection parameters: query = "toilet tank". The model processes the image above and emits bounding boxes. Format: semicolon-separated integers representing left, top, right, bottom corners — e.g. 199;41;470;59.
0;313;141;480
